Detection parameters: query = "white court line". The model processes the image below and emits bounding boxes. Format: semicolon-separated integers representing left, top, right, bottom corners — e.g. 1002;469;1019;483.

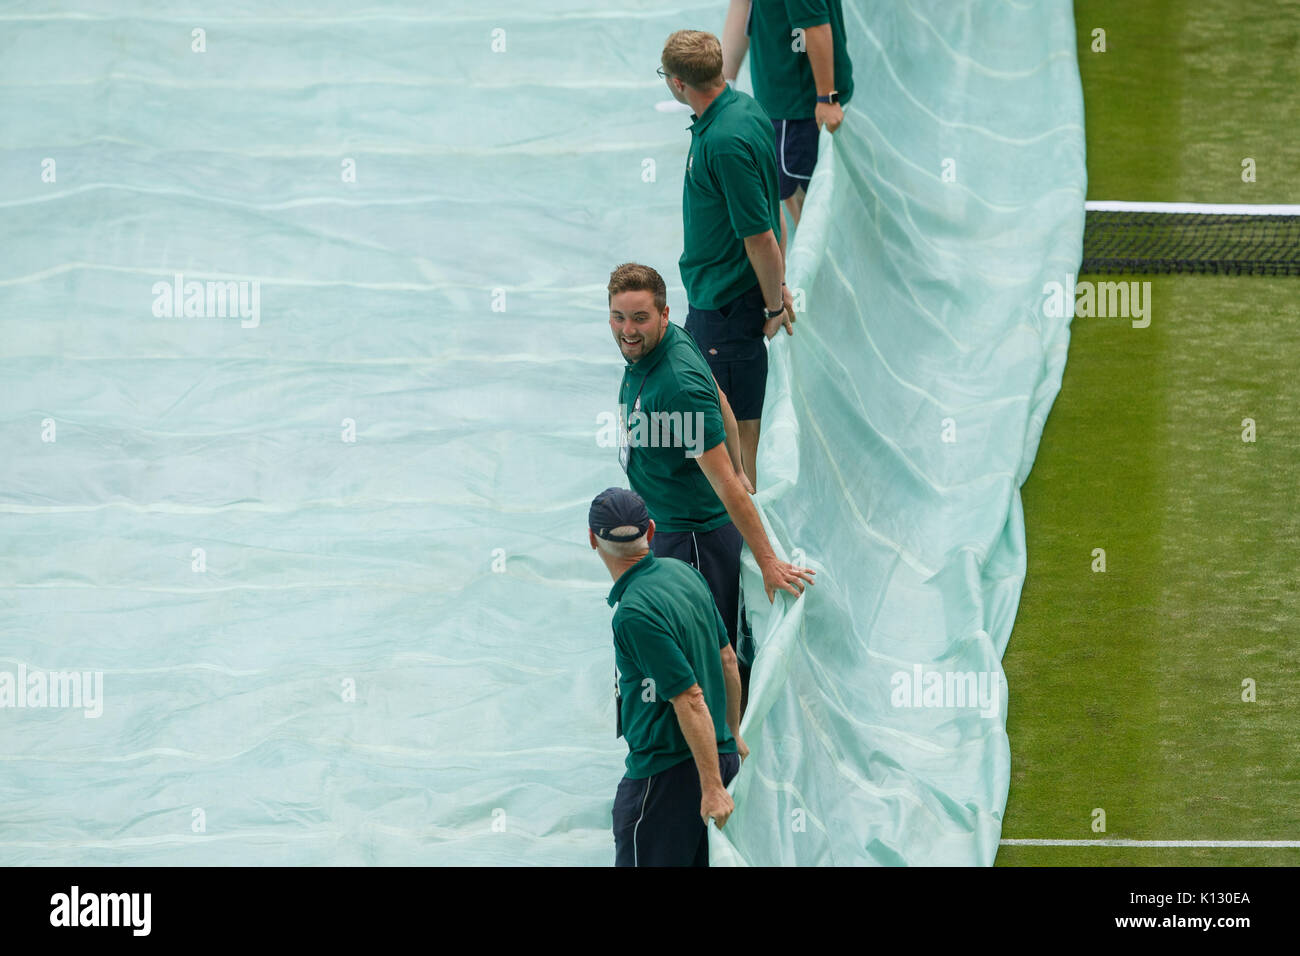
1086;200;1300;215
1002;839;1300;848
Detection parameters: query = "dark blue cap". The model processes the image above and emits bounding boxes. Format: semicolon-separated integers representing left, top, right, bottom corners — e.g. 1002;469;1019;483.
589;487;650;542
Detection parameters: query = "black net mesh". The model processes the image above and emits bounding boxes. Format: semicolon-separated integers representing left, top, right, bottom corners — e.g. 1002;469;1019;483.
1081;210;1300;276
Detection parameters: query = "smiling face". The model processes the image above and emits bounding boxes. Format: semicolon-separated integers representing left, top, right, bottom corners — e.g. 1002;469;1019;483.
609;289;669;363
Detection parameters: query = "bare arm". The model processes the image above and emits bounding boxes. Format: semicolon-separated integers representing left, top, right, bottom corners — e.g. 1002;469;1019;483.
805;23;845;132
778;197;788;262
743;229;784;319
721;1;751;82
696;441;815;602
744;229;794;338
720;643;743;743
805;23;836;99
671;683;733;827
713;375;751;491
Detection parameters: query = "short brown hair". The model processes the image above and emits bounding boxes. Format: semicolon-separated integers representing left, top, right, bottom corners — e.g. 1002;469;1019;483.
607;262;667;313
661;30;725;90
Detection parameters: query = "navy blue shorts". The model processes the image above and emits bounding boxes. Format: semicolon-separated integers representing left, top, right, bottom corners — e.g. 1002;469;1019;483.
654;521;754;668
613;752;742;866
653;522;742;647
773;118;818;200
685;283;768;421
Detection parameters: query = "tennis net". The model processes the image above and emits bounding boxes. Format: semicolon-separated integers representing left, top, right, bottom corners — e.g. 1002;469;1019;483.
1082;201;1300;276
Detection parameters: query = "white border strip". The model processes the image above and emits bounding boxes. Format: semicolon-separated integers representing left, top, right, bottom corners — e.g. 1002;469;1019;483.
1002;839;1300;848
1087;200;1300;215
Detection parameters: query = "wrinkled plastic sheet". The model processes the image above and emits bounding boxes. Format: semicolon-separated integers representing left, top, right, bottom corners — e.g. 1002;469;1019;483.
0;0;1083;865
709;0;1085;865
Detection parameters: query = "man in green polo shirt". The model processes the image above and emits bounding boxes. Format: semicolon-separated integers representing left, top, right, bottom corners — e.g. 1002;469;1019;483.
607;261;815;713
722;0;854;227
588;486;744;866
661;28;796;491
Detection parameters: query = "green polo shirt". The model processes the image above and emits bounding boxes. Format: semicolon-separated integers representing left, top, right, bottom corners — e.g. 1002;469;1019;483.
679;84;783;311
608;551;737;779
749;0;855;121
618;321;729;533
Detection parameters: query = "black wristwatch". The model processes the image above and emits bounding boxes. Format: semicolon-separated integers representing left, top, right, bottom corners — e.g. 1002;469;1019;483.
764;305;786;320
816;91;840;105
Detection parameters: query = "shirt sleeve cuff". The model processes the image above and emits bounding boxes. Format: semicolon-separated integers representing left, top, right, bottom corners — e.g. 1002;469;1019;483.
660;676;696;701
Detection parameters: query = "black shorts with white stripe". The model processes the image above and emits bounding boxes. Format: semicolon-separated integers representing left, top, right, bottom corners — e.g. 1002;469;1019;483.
652;523;742;649
772;117;819;200
612;752;742;866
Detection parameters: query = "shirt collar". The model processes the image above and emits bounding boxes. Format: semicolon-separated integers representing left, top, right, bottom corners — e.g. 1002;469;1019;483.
606;551;656;607
688;84;735;134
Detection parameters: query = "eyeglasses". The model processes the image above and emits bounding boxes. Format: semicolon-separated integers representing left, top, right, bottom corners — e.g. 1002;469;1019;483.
656;67;671;79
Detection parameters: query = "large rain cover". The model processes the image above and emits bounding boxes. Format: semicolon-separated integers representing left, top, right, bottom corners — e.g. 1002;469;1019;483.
0;0;1084;865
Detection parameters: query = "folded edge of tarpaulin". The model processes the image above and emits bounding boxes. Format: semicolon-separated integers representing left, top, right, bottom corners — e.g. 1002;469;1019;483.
710;0;1086;866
